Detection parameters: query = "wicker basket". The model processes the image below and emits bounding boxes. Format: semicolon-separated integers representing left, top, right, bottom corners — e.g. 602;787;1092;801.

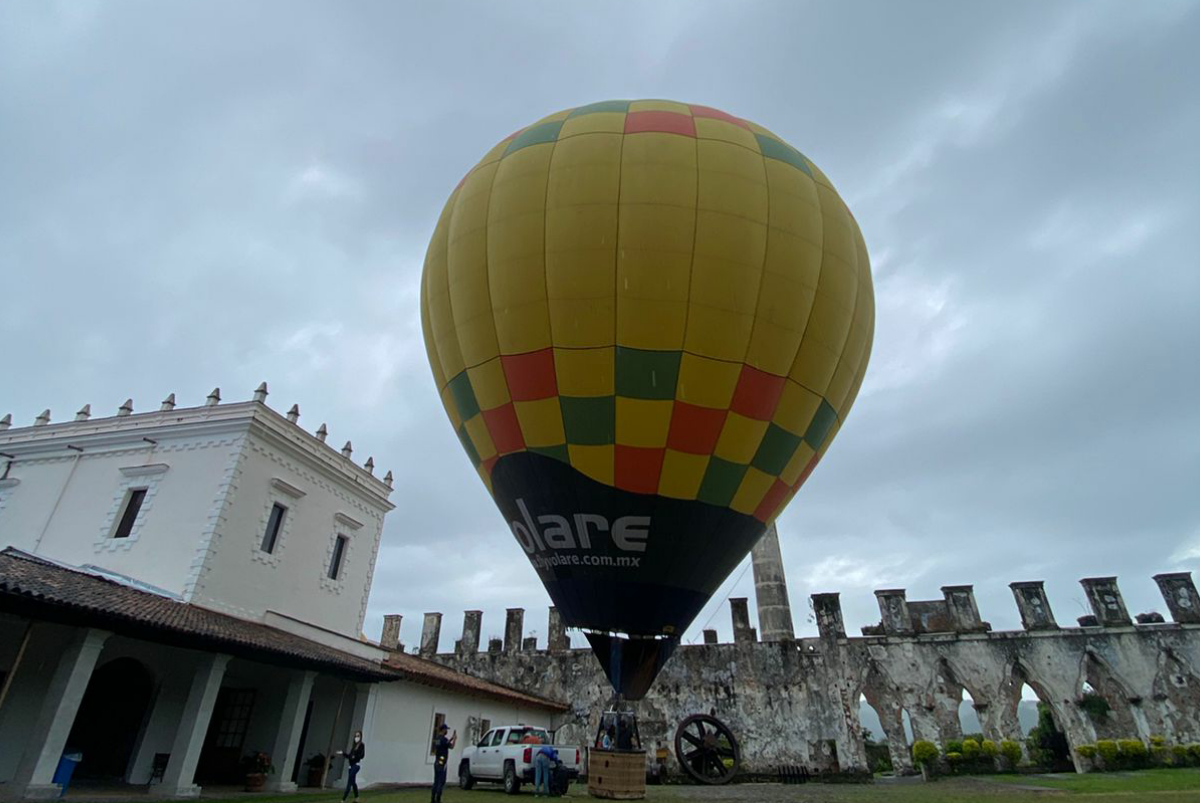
587;749;646;800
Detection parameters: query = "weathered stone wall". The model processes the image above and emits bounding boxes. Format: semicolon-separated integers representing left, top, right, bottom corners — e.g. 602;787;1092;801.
403;572;1200;777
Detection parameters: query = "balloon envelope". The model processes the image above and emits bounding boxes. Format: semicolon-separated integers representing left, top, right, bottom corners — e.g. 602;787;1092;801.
421;100;873;695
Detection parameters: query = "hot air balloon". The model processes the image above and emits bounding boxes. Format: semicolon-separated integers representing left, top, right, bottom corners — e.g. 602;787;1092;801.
420;100;873;700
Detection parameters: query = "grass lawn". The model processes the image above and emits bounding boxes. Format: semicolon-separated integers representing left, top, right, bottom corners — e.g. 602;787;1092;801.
986;767;1200;793
66;770;1200;803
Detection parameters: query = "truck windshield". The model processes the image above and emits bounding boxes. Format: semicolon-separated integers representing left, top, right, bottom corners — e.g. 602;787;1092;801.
506;727;550;745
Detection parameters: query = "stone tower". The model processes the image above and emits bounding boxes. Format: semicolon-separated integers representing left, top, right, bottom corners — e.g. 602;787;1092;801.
750;523;795;641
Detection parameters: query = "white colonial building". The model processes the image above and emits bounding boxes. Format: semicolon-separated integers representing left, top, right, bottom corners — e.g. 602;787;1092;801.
0;388;563;799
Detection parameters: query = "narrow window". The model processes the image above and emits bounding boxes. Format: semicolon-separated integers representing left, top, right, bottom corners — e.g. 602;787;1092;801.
430;712;446;754
113;489;147;539
328;534;348;579
261;503;286;553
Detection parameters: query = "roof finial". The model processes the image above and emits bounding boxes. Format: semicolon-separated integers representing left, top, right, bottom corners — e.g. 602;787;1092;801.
75;404;92;422
316;423;328;443
364;456;375;474
117;399;134;417
341;441;353;458
253;382;268;403
0;414;11;431
34;409;51;426
160;393;176;411
287;404;300;423
206;388;221;407
384;470;394;488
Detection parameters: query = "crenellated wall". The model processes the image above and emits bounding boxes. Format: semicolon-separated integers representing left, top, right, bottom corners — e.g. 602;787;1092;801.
397;571;1200;777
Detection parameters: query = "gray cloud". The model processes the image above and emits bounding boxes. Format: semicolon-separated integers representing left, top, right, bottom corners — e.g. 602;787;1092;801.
2;1;1197;652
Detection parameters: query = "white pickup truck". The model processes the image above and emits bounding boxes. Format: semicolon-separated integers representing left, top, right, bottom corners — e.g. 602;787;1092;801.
457;724;582;795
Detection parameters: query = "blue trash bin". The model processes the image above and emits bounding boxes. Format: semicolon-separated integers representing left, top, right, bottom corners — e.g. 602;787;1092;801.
52;753;82;798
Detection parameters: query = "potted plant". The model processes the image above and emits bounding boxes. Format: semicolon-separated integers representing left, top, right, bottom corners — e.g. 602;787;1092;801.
241;751;274;791
305;754;326;788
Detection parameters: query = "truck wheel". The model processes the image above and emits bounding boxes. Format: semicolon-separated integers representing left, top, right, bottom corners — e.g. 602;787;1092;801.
503;761;521;795
458;761;475;790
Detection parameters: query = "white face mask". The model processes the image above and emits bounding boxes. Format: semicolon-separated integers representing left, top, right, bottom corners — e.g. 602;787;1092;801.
354;736;361;743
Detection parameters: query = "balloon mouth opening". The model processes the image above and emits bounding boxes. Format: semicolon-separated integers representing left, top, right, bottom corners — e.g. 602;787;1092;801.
584;631;679;701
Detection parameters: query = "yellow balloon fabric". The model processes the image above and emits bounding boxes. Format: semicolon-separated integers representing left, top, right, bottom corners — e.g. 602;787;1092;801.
421;100;874;525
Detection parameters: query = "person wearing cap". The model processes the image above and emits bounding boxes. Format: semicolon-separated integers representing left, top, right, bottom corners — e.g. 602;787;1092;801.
430;723;456;803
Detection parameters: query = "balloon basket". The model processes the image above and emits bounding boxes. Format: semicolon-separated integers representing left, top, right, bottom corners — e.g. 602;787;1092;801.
588;705;646;799
587;749;646;800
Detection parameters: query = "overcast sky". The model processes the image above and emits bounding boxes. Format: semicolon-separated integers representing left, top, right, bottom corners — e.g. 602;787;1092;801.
2;1;1198;651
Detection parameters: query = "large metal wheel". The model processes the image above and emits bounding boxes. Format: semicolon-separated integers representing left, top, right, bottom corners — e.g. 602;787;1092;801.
674;713;740;785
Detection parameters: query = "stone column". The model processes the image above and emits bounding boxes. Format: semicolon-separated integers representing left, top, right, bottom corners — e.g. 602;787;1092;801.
1153;572;1200;624
941;586;984;633
1010;581;1058;630
10;628;111;800
504;609;524;653
730;598;756;644
264;670;316;792
487;637;502;654
459;610;483;656
522;637;538;652
811;593;846;640
875;590;913;636
751;523;795;641
1080;577;1132;627
547;607;570;653
420;612;442;657
380;615;402;651
160;653;232;798
344;684;378;786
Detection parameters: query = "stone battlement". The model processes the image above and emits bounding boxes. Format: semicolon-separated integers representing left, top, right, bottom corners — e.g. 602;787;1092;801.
392;570;1199;657
384;571;1200;778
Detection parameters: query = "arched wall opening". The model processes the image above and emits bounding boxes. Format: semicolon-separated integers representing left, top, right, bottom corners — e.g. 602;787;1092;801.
857;695;893;774
65;657;156;782
959;689;982;739
1082;655;1139;741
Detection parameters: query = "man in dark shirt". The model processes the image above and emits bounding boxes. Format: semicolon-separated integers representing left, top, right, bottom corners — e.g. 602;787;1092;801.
431;723;456;803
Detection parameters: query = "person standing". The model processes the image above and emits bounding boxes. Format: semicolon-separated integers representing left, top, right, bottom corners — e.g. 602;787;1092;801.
431;723;456;803
335;730;366;802
533;744;558;797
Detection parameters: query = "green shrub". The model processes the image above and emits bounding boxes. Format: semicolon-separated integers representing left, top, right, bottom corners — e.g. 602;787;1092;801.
912;740;940;767
1150;734;1167;747
1171;745;1188;765
943;739;964;756
1075;744;1097;759
1096;740;1119;767
945;751;964;772
1119;738;1148;768
980;739;999;760
962;739;981;761
1189;744;1200;766
999;740;1023;770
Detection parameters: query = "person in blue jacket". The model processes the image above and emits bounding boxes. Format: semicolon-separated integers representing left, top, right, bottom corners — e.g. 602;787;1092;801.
534;744;559;797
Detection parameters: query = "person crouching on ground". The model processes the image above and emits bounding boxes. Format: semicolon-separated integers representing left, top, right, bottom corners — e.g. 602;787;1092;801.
431;723;456;803
336;730;366;802
534;744;559;797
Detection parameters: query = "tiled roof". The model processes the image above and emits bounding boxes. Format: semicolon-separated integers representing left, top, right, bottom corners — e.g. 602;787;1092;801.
0;548;566;710
0;548;393;680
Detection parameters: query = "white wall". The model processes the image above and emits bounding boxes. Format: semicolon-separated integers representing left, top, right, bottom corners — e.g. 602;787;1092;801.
0;402;392;640
193;429;387;635
0;432;242;598
357;680;556;787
